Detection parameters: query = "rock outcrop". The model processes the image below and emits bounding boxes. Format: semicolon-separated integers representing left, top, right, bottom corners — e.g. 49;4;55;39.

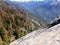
9;24;60;45
47;15;60;28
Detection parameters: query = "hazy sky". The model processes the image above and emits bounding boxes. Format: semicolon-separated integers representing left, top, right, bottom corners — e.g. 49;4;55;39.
10;0;45;2
10;0;60;2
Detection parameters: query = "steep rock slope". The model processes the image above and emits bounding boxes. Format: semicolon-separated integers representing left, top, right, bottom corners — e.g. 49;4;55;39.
9;24;60;45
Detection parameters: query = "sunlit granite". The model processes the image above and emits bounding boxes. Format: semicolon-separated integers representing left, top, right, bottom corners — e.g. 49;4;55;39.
9;24;60;45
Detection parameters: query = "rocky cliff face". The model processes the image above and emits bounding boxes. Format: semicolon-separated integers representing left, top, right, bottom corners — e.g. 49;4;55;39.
9;24;60;45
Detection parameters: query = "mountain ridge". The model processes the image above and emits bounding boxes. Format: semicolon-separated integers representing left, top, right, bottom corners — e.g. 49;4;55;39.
6;0;60;23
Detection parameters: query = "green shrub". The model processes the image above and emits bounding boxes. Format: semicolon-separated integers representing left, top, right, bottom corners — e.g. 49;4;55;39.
2;41;8;45
0;27;6;36
14;15;24;27
8;30;13;36
2;35;10;44
14;29;21;39
5;9;15;14
0;37;3;45
20;30;28;37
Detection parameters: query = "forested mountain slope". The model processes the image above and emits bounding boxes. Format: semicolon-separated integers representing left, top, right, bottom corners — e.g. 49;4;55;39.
0;0;44;45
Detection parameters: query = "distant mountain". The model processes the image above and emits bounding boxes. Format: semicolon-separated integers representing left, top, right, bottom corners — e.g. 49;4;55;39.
6;0;60;23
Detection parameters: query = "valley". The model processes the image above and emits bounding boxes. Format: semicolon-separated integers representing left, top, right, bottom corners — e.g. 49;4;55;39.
0;0;60;45
6;0;60;23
